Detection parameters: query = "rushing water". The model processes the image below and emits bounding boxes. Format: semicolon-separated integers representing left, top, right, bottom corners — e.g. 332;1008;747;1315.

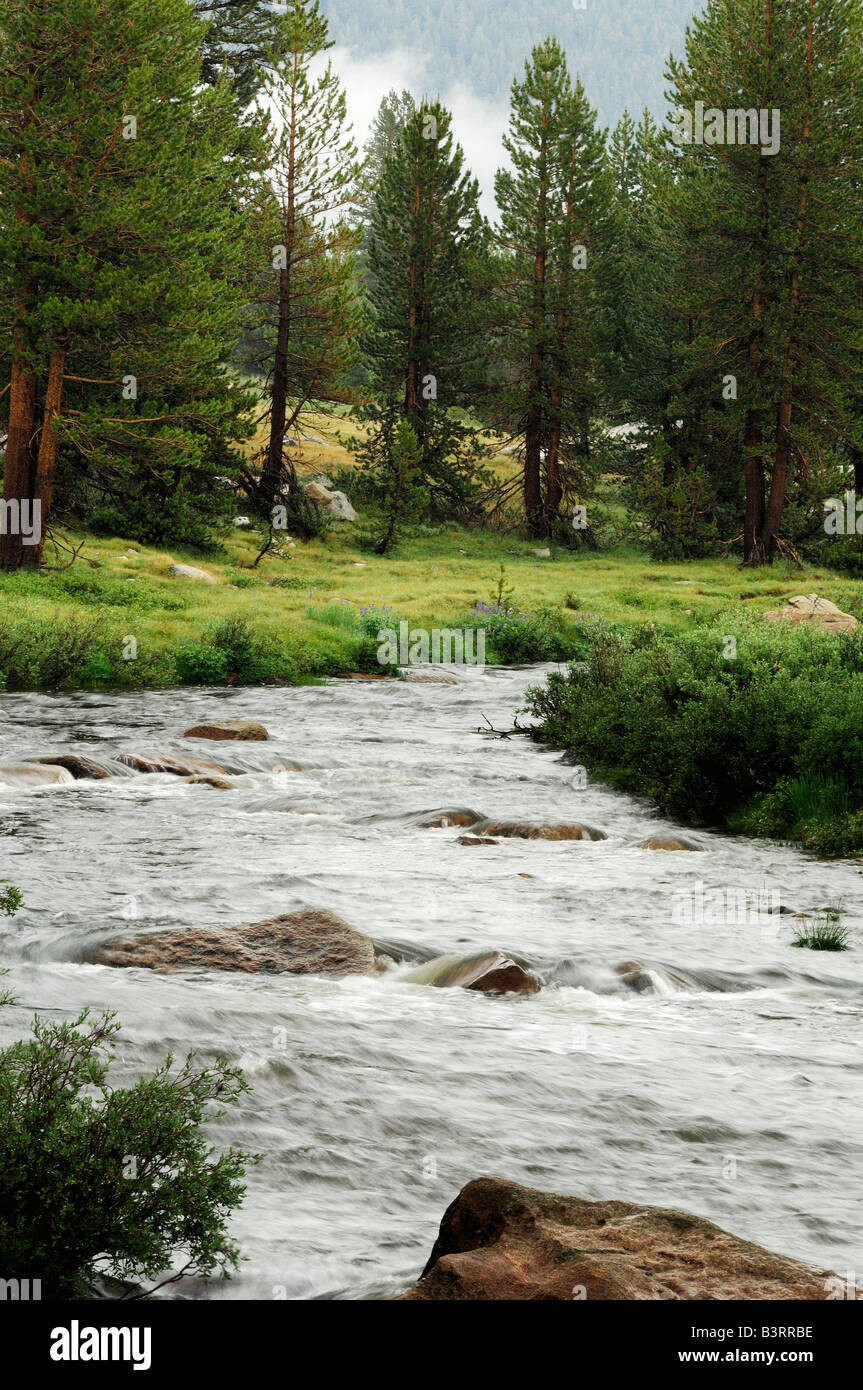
1;665;861;1298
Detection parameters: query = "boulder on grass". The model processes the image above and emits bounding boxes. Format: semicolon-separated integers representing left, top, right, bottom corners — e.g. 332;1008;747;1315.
398;1177;854;1300
182;720;269;742
92;909;378;977
169;563;217;584
763;593;857;635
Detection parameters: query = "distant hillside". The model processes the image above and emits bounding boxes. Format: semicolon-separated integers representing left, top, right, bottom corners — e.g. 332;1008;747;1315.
321;0;701;126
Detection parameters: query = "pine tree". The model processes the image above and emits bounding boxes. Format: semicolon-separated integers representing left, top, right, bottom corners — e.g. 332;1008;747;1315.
358;100;491;521
0;0;259;569
244;0;363;515
665;0;863;563
495;39;613;535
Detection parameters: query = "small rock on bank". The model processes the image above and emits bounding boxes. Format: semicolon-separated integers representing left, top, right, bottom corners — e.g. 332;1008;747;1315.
183;720;269;741
398;1177;852;1300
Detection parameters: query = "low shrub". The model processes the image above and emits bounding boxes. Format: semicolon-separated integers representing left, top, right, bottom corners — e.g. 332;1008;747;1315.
525;616;863;855
0;1010;255;1298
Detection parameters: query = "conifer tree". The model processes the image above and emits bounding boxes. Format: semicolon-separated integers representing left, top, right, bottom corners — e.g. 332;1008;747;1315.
665;0;863;563
357;100;490;526
495;39;613;536
244;0;363;515
0;0;259;569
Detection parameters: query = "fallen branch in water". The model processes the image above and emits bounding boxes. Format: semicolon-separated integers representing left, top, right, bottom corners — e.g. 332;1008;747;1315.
474;713;534;738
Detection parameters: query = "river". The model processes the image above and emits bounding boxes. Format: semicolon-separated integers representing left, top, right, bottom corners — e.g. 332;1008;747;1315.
0;664;860;1298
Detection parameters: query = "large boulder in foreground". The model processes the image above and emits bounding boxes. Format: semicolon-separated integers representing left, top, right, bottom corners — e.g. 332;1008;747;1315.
182;720;269;741
405;951;540;996
92;909;378;977
763;592;857;635
399;1177;850;1300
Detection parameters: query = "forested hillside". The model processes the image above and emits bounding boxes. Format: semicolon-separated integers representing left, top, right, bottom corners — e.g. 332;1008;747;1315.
322;0;700;123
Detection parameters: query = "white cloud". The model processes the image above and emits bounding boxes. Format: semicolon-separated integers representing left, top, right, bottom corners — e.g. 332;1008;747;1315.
325;46;511;220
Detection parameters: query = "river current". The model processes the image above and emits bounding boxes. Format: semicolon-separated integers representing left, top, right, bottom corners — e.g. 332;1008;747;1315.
0;665;860;1298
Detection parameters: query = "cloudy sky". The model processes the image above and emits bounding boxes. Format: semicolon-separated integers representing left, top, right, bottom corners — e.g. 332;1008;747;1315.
326;45;512;218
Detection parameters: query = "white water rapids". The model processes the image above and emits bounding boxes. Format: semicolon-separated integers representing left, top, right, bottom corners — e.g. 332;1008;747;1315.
0;664;861;1298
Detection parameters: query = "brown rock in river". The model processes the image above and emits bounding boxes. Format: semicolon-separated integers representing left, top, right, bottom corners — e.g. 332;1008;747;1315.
91;909;377;977
28;754;113;780
406;951;540;996
633;836;702;851
184;774;234;789
398;1177;852;1300
116;752;228;776
457;836;499;846
478;821;606;841
415;809;484;829
0;764;74;787
182;720;269;741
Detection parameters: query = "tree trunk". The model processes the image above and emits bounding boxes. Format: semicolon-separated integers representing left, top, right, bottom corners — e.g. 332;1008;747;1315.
757;0;812;562
743;411;765;563
30;346;66;565
260;261;292;509
1;357;39;572
524;239;547;535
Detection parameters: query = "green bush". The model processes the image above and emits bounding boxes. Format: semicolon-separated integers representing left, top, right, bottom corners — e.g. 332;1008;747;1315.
0;882;22;917
0;1009;255;1299
465;600;592;663
525;616;863;855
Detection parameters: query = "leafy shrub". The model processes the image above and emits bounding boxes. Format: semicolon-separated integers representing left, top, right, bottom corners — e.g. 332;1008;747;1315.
525;616;863;855
0;882;22;917
174;640;231;684
465;600;589;663
0;1010;254;1298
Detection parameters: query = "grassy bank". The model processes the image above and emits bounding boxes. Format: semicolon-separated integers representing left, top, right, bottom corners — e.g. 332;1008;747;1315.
3;510;863;692
524;616;863;858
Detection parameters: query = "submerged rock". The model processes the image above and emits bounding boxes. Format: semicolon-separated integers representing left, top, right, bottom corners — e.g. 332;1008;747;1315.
633;836;702;851
398;1177;851;1300
116;752;228;777
92;909;378;977
457;836;499;846
0;764;74;788
184;774;234;789
415;808;485;829
405;951;540;996
27;754;114;780
182;720;269;742
478;821;606;841
401;670;459;684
